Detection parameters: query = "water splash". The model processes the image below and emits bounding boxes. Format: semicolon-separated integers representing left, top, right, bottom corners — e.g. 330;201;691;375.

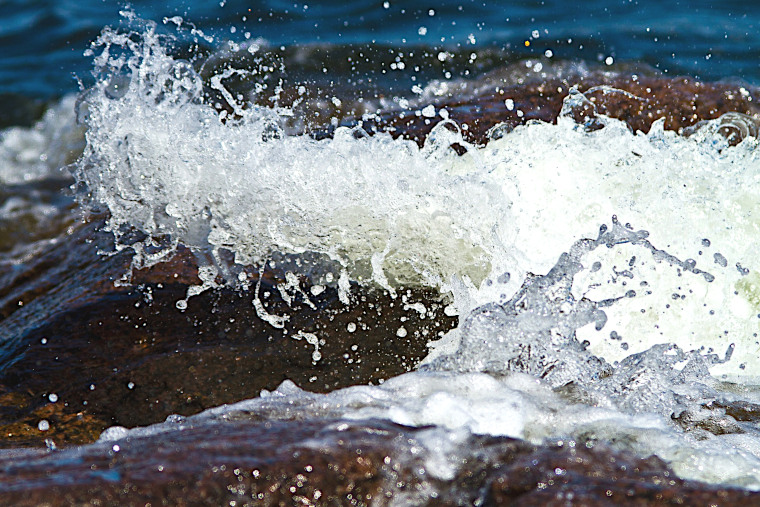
74;15;510;299
72;14;760;381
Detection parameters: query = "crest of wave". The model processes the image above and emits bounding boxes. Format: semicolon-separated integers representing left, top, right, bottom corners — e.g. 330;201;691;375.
73;14;760;359
73;13;513;302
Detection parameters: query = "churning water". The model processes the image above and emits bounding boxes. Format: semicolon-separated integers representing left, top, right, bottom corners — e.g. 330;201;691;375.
4;0;760;498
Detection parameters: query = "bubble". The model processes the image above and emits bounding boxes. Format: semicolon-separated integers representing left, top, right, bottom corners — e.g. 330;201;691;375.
99;426;128;441
38;420;50;431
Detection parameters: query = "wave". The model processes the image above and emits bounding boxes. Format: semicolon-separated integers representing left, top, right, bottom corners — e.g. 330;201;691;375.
5;12;760;492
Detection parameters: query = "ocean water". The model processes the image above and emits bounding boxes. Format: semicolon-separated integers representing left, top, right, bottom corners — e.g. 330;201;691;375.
5;0;760;499
3;0;760;100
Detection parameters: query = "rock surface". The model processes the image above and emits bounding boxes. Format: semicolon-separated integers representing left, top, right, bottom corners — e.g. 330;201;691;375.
0;417;757;506
0;219;454;447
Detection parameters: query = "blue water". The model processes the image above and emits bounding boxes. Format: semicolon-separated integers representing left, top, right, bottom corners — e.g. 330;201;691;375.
1;0;759;100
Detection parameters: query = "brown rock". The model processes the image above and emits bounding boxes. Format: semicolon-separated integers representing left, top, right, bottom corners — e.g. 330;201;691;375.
0;220;454;447
0;417;755;506
367;65;760;146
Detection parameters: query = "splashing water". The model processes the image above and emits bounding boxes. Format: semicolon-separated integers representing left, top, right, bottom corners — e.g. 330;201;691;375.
76;16;760;374
74;15;507;302
70;14;760;489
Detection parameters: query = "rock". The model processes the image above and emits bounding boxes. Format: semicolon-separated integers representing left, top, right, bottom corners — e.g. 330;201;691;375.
365;68;760;146
0;219;454;447
0;416;755;506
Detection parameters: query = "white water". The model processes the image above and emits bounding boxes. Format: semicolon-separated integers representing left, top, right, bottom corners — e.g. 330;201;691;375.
49;15;760;489
0;95;82;185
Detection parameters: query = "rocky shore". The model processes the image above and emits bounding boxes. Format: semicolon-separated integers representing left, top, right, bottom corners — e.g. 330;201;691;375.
2;68;760;504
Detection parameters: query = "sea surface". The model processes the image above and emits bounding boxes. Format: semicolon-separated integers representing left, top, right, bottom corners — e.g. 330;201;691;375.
3;0;760;100
3;0;760;503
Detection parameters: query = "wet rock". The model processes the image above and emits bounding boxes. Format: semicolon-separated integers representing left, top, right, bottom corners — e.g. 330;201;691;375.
0;220;455;447
0;178;76;253
0;417;755;506
709;399;760;423
366;67;760;146
199;52;760;148
485;440;757;506
672;408;745;437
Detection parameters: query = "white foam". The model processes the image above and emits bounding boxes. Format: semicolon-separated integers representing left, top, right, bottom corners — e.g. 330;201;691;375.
81;17;760;490
76;22;507;288
0;95;82;184
466;116;760;378
76;21;760;380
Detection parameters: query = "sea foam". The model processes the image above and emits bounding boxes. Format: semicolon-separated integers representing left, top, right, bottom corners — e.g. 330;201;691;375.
75;17;760;379
78;16;760;489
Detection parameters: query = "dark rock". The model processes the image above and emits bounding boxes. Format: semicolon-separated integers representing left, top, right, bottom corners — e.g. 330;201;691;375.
367;68;760;146
0;417;755;506
0;219;455;447
710;399;760;423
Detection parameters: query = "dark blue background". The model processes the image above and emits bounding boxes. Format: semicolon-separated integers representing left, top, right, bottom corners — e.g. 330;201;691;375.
1;0;759;97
